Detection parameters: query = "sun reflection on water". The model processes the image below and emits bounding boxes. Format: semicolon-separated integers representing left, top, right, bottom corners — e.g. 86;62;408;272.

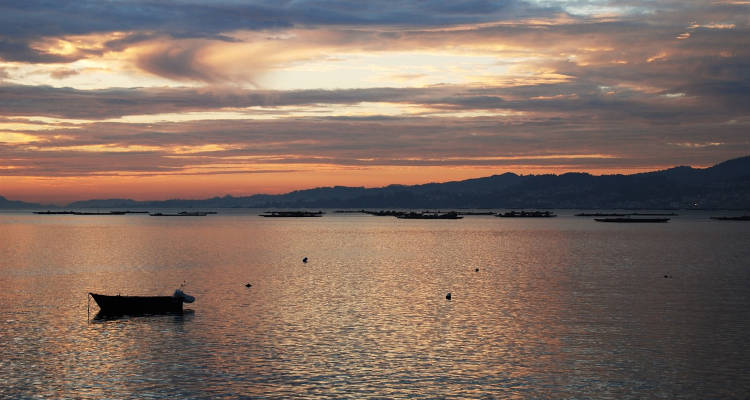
0;212;749;398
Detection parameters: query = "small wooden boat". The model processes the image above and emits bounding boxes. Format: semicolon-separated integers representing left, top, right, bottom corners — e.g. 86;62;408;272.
89;289;195;315
594;217;669;223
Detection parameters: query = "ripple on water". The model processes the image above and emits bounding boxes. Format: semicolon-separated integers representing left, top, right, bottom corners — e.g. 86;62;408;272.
0;214;749;398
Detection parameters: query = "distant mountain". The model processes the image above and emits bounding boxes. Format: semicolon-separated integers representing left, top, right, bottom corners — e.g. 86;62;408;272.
66;198;148;209
3;156;749;210
176;156;748;210
0;195;49;209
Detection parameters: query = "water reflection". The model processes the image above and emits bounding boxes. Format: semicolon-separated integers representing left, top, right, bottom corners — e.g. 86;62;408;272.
91;309;195;322
1;212;749;398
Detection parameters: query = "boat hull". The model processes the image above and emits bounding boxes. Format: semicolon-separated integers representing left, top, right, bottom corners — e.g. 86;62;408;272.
396;213;463;219
89;293;183;315
594;218;669;223
260;211;324;217
497;211;556;218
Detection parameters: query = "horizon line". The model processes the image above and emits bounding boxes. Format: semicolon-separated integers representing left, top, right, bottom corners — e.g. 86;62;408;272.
4;155;747;206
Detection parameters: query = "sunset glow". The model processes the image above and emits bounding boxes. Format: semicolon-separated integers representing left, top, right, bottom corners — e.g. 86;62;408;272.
1;1;748;203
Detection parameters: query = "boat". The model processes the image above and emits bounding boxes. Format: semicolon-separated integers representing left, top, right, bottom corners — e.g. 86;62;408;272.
150;211;211;216
710;215;750;221
497;210;556;218
363;210;405;217
396;211;463;219
259;211;324;217
35;210;147;215
89;289;195;315
72;211;127;215
574;213;628;217
594;217;669;223
629;212;678;216
576;212;676;217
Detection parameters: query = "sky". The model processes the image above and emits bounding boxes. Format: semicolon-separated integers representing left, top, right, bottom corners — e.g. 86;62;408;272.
1;0;748;204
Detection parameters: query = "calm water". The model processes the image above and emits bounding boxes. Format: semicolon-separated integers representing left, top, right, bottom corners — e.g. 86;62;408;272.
1;210;749;399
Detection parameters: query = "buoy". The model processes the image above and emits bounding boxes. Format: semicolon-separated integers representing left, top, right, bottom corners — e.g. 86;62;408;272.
446;292;452;300
303;257;308;263
245;283;252;287
475;268;479;272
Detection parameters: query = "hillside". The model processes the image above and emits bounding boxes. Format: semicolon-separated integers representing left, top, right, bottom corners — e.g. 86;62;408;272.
3;156;749;210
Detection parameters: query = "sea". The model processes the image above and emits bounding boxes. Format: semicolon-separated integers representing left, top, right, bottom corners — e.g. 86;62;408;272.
1;209;749;399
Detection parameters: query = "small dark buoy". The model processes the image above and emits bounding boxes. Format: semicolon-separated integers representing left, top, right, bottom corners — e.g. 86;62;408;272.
475;268;479;272
302;257;308;263
245;283;252;287
664;275;668;278
446;292;452;300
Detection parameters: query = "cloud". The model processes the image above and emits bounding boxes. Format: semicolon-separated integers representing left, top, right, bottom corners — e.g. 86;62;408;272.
1;0;748;186
134;40;218;83
0;38;77;63
3;0;747;91
2;103;747;179
0;84;432;119
49;69;80;80
1;77;747;126
0;0;559;63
